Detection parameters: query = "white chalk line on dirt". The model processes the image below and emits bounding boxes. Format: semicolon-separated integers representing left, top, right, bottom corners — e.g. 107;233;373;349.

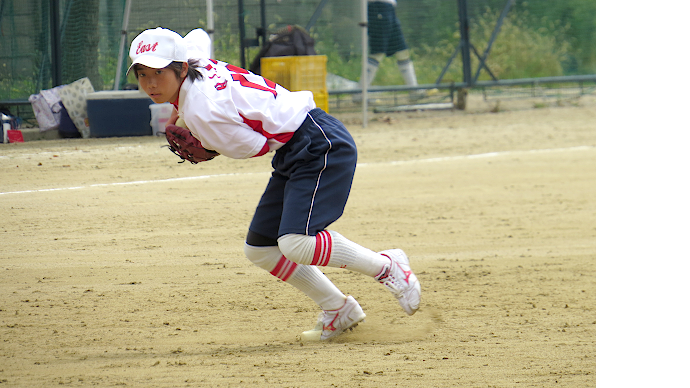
0;145;593;196
357;145;593;167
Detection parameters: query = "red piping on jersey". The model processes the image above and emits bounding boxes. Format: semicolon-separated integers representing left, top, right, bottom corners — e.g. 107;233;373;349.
172;76;187;110
254;142;270;157
239;113;294;157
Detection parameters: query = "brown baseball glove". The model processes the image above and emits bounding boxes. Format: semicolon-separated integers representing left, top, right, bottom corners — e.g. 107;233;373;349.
164;124;219;164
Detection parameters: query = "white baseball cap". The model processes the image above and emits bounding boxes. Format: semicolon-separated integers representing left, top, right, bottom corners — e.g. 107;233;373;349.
127;28;187;75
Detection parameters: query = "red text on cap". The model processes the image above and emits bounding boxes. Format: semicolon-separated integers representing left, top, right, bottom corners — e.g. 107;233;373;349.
136;41;159;55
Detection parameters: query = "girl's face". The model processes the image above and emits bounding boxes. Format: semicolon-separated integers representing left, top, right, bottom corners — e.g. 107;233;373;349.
136;64;188;104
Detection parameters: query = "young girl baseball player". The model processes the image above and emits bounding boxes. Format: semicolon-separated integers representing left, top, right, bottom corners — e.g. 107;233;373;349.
128;27;421;341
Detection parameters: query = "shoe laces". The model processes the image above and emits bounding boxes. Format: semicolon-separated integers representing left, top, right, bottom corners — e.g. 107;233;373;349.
377;260;405;298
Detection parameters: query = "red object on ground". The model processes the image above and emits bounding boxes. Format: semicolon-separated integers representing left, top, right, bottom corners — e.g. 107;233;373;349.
7;130;24;143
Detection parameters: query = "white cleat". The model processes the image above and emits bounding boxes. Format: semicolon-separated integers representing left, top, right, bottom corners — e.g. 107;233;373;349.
300;295;366;341
376;249;421;315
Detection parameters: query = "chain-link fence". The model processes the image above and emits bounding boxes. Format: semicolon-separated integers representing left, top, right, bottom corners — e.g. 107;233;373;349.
1;0;595;118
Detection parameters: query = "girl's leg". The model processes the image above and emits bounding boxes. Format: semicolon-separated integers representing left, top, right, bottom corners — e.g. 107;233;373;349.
278;231;421;316
243;244;346;311
278;230;389;277
244;243;367;340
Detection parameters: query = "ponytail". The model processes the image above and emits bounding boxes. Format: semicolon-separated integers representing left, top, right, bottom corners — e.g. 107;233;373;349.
185;59;204;82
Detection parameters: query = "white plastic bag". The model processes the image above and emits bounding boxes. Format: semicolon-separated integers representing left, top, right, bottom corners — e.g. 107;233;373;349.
29;86;64;132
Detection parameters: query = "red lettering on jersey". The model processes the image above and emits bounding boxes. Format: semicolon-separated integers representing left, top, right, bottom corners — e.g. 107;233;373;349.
209;59;218;64
215;80;228;91
225;64;249;74
231;74;278;98
203;63;221;79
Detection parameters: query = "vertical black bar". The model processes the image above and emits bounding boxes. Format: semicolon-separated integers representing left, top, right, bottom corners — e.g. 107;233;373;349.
306;0;330;31
238;0;246;68
458;0;471;86
49;0;62;86
260;0;267;45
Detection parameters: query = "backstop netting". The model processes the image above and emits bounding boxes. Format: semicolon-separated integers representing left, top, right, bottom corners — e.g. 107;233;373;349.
1;0;595;111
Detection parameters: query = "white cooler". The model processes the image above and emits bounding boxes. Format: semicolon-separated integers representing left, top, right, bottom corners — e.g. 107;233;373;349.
149;103;174;136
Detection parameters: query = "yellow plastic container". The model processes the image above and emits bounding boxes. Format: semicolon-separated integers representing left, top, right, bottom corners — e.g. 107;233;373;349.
261;55;328;112
312;92;329;114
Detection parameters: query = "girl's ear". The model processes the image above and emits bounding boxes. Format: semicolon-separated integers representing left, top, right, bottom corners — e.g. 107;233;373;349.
181;62;189;79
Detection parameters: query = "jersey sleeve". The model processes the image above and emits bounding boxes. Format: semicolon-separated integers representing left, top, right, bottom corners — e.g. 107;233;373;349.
182;97;268;159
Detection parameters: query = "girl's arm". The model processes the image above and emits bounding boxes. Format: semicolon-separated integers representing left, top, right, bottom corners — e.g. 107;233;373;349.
166;109;179;127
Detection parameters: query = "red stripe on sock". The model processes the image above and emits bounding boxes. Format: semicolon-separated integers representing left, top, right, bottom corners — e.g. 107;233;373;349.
323;231;332;264
312;234;322;265
270;255;297;281
312;231;332;266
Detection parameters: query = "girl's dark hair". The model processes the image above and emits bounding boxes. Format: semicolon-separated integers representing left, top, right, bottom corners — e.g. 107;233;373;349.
132;59;203;82
167;59;203;82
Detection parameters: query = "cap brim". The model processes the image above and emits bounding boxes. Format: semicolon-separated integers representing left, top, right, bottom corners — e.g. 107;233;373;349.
126;55;174;76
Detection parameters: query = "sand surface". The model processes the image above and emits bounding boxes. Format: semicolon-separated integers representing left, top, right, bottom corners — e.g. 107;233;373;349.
1;95;595;387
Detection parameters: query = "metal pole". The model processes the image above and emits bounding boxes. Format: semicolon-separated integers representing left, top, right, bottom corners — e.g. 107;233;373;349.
113;0;132;90
306;0;330;31
49;0;62;86
238;0;246;68
59;0;74;42
472;0;513;84
260;0;267;46
436;43;461;85
207;0;214;58
458;0;471;86
360;0;368;127
471;44;497;81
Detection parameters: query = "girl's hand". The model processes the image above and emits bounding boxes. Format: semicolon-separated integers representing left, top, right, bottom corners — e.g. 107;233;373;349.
166;109;179;127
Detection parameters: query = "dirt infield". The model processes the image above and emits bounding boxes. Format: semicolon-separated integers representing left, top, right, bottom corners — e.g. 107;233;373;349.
1;95;595;387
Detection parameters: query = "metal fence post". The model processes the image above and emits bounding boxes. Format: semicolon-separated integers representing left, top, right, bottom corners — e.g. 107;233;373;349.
49;0;62;87
458;0;472;87
360;0;368;127
113;0;132;90
239;0;246;69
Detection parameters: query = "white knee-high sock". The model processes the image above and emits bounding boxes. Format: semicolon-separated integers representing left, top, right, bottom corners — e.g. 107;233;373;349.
363;53;384;87
288;265;346;310
244;244;346;310
277;231;390;277
398;59;418;87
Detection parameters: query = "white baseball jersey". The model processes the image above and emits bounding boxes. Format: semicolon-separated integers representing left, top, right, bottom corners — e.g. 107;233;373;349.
176;58;316;159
